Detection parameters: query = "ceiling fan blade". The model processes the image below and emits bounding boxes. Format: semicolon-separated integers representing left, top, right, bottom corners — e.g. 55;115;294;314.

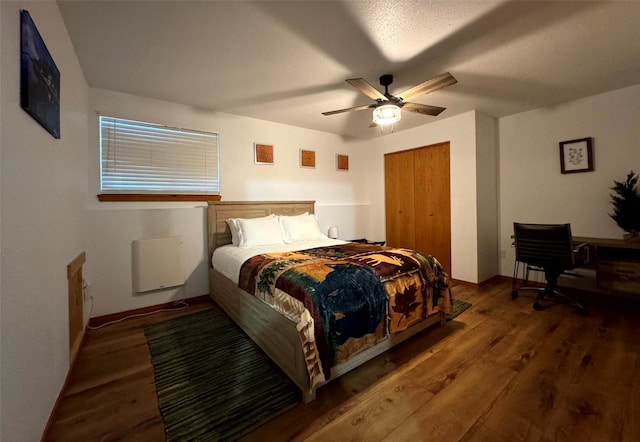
346;78;387;100
402;102;446;116
322;103;376;116
396;72;457;102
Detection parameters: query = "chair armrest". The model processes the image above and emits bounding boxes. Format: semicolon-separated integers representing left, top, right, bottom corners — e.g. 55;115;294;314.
573;242;589;264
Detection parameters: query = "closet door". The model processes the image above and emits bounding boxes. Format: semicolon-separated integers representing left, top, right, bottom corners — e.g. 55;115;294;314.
414;142;451;277
384;150;415;249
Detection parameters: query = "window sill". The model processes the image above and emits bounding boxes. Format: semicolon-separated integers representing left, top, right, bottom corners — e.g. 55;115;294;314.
97;194;222;202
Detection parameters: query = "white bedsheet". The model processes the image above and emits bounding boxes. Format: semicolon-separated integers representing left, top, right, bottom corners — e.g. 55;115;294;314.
212;238;347;283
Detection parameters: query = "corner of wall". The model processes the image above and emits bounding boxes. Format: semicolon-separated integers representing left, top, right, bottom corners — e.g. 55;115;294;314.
475;112;500;281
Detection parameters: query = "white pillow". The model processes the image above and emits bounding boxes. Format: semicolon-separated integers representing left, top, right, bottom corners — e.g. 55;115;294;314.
237;215;285;248
226;218;242;246
227;214;276;246
279;213;327;243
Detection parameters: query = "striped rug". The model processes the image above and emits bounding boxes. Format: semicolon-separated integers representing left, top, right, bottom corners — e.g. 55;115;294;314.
447;298;473;321
143;306;300;441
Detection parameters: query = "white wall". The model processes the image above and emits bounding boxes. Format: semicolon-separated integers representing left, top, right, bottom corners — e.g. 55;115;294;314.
476;112;499;282
498;84;640;276
86;89;370;316
361;111;481;283
0;2;89;441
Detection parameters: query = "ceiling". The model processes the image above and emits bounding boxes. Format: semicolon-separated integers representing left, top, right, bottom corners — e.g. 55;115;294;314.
57;0;640;140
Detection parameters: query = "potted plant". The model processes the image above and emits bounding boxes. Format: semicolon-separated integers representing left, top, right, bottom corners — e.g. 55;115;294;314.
609;170;640;240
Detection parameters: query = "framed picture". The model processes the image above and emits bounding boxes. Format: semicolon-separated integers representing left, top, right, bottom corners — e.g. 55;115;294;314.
336;154;349;171
559;137;593;174
254;143;274;164
20;10;60;139
300;149;315;168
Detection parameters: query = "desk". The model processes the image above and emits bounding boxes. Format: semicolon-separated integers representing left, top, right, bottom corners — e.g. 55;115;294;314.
569;236;640;296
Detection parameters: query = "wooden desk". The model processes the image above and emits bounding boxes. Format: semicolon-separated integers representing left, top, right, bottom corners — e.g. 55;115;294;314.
573;236;640;251
570;236;640;296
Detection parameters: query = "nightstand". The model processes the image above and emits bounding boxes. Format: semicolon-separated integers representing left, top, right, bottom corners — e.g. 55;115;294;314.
350;238;386;246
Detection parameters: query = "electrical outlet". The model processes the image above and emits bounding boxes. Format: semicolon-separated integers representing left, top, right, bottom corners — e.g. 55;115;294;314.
500;250;506;258
82;279;91;301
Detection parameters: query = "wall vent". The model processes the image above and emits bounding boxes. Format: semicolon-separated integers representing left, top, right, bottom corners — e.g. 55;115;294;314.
132;236;185;293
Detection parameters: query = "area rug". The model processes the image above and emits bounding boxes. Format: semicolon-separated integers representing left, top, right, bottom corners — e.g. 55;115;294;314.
143;306;300;441
447;298;473;321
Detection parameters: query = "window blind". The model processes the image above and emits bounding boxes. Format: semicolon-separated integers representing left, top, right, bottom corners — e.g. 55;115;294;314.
100;116;220;194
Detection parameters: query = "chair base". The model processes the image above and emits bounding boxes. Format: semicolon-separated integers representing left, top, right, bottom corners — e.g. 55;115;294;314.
513;286;587;315
511;260;587;315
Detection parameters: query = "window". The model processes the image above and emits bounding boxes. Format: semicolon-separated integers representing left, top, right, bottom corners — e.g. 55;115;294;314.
99;116;220;201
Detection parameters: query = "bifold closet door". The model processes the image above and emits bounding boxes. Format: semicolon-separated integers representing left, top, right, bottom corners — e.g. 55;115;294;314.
414;142;451;277
384;150;416;249
384;142;451;278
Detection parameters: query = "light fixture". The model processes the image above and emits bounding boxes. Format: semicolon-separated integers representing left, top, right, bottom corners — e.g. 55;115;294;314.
372;104;401;125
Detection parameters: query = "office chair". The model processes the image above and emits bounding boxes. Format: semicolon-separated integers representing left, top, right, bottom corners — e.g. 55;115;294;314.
511;222;588;315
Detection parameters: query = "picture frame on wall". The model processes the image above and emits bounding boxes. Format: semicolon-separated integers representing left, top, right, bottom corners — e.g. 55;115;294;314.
300;149;315;168
254;143;274;164
559;137;594;174
20;10;60;139
336;154;349;171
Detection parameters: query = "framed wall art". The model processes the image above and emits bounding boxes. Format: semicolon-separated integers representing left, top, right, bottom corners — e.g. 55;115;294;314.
20;10;60;139
559;137;593;174
336;154;349;171
300;149;315;168
254;143;274;164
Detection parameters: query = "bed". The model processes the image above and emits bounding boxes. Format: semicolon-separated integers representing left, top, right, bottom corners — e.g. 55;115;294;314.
207;200;451;402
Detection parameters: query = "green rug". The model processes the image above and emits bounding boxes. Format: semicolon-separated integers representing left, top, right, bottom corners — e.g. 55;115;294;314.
447;298;472;321
143;306;300;441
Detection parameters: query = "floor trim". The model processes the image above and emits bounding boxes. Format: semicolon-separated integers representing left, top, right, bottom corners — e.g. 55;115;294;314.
89;294;212;327
41;325;88;441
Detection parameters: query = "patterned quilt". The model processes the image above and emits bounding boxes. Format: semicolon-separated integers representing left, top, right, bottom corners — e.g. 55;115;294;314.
238;242;451;388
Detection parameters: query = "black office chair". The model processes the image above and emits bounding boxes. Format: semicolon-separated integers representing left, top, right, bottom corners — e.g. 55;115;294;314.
511;222;588;315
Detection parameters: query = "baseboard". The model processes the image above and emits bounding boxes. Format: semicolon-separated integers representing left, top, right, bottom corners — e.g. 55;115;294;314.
479;274;510;287
451;274;508;288
41;324;88;441
89;294;212;327
450;279;478;288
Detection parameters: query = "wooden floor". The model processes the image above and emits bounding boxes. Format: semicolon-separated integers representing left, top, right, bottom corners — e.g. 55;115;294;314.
48;279;640;441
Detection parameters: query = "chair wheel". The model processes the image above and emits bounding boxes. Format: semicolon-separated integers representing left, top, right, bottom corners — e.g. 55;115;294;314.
533;302;544;311
511;290;518;299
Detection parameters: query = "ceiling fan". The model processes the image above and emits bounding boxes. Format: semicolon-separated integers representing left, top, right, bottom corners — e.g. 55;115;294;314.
322;72;457;126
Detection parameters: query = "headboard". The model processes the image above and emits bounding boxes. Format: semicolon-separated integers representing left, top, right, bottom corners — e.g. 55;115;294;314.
207;200;315;266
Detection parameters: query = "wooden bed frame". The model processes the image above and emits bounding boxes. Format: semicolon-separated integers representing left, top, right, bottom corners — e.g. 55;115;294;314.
207;200;445;402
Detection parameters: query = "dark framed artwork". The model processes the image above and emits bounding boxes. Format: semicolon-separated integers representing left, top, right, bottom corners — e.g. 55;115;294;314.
20;10;60;139
559;137;593;174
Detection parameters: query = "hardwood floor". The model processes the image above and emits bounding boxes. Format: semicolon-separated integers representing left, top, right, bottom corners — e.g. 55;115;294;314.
47;280;640;441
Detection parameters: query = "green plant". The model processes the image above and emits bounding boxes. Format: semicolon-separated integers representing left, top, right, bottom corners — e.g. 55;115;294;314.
609;170;640;236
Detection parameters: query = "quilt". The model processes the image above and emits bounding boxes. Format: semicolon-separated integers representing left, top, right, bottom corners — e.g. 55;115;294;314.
238;242;451;388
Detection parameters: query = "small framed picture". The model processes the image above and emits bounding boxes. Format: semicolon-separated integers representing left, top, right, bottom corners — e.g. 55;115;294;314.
559;137;593;174
300;149;315;168
254;143;274;164
336;154;349;171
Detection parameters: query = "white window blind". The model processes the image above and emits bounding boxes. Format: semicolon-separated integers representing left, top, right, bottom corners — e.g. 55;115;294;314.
100;116;220;194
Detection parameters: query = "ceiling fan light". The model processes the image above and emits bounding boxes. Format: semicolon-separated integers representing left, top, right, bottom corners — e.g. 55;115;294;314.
373;104;401;125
